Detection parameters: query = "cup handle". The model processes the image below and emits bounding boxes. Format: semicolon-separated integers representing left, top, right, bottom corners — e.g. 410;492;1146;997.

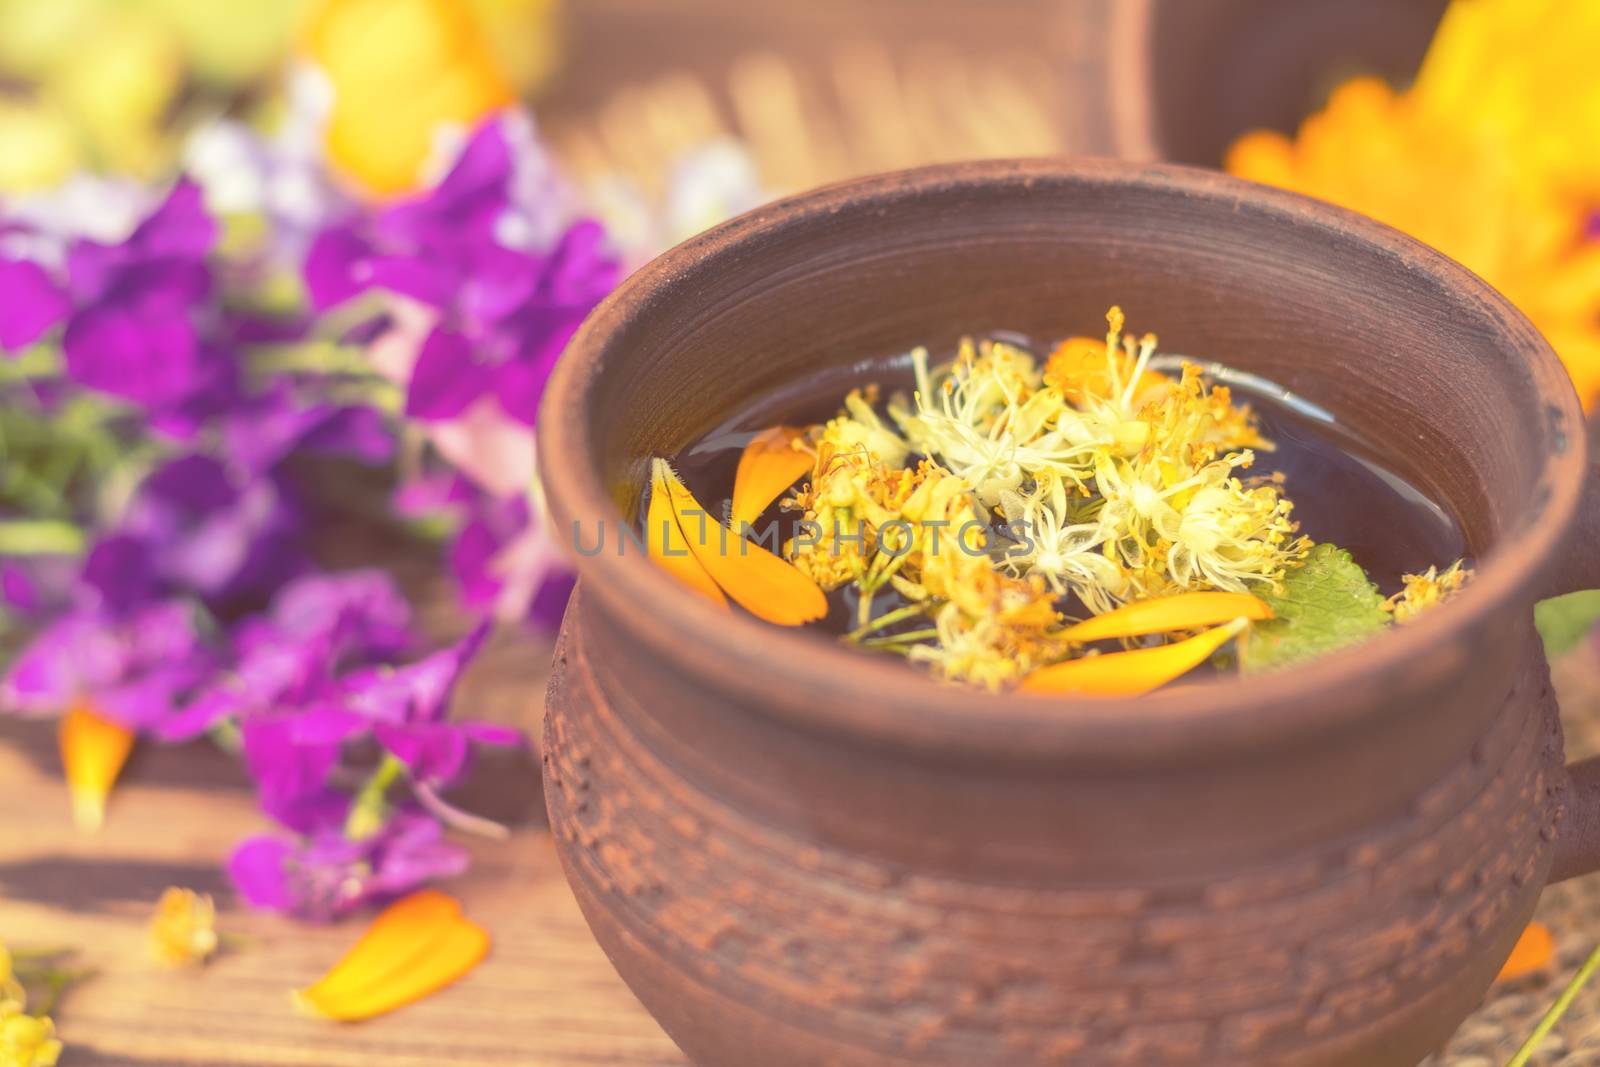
1548;411;1600;883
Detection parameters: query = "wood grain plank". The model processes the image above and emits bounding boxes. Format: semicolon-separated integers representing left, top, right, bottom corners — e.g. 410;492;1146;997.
0;687;685;1067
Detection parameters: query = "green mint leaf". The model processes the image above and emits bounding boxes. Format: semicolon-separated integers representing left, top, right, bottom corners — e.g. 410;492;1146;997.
1240;543;1392;673
1529;588;1600;662
1535;590;1600;659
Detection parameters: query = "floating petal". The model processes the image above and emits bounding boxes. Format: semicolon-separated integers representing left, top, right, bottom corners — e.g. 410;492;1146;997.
295;890;488;1022
1021;618;1250;696
647;460;727;608
58;703;134;832
730;426;811;527
1060;592;1272;643
1496;922;1555;982
658;460;826;626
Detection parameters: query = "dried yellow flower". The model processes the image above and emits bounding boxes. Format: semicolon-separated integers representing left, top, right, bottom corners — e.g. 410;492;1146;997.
149;888;219;968
0;1003;60;1067
1384;561;1472;624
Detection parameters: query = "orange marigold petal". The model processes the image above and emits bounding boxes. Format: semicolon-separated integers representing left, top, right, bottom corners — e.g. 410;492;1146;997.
1224;129;1299;189
1059;592;1273;644
647;461;729;608
1021;618;1250;697
730;426;811;527
59;702;135;832
298;901;489;1022
658;460;827;626
298;890;463;1006
1496;922;1555;983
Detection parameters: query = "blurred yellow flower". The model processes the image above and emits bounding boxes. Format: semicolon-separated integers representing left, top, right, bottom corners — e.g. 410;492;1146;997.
0;1003;60;1067
306;0;516;198
149;888;219;968
461;0;561;97
1227;0;1600;408
0;100;82;192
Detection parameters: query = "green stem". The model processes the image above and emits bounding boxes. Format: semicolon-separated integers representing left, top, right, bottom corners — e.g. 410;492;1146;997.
207;719;243;757
1506;944;1600;1067
859;628;939;649
343;753;405;841
847;603;929;642
251;341;379;379
26;967;95;1017
0;519;85;556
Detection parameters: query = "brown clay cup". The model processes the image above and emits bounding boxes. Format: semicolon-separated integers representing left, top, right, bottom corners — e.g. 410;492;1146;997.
537;159;1600;1066
1108;0;1451;165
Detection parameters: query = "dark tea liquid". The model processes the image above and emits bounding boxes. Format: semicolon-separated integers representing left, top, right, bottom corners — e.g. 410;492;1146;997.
667;344;1467;639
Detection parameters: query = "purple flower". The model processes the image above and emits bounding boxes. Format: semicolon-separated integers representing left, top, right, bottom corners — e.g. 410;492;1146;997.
159;569;414;740
59;180;221;407
303;116;619;432
115;454;307;604
221;383;393;473
0;556;76;618
228;809;467;921
1;599;215;730
241;708;366;831
0;258;71;352
449;489;572;627
340;622;519;786
0;179;227;420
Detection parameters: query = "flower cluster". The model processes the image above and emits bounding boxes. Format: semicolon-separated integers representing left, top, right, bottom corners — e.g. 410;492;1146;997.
0;942;62;1067
776;309;1311;688
645;307;1466;693
1;111;616;918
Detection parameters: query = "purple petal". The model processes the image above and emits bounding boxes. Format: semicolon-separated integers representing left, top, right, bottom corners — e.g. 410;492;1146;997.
304;226;373;311
297;404;394;465
228;836;296;912
366;254;455;307
529;570;576;629
81;534;161;613
406;329;493;421
132;179;219;261
156;688;240;741
462;721;524;747
61;300;200;405
0;258;70;351
0;561;38;613
374;722;469;784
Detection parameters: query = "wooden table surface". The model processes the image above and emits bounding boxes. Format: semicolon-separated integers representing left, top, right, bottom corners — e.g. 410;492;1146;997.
0;628;689;1067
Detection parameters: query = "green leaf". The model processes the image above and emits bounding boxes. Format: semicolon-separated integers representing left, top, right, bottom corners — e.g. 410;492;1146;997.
1535;590;1600;660
1240;543;1392;673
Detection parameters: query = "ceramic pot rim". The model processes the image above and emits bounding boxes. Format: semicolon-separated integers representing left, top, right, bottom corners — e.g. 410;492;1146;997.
538;158;1587;765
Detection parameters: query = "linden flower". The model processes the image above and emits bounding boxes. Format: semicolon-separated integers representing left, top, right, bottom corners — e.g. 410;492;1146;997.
999;475;1128;615
895;341;1101;506
0;1002;61;1067
785;428;919;592
1384;560;1472;624
829;387;909;469
909;568;1066;690
1226;0;1600;407
149;888;219;968
1042;308;1164;420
